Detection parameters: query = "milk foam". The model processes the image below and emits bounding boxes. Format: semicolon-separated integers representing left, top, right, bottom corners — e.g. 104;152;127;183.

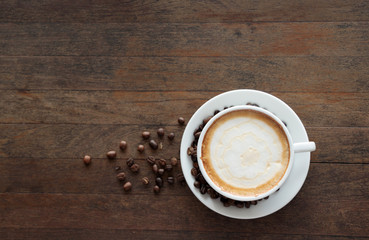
201;110;290;197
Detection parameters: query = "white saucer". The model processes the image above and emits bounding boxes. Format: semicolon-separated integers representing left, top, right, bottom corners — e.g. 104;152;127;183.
180;89;312;219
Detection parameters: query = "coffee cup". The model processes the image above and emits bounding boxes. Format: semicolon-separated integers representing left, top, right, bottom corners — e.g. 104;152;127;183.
197;105;316;202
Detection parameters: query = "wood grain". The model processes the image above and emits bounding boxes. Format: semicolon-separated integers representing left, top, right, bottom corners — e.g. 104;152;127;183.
1;56;368;92
1;0;368;23
1;22;368;57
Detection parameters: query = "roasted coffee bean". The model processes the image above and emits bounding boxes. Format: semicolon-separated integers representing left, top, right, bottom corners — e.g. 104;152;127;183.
165;164;173;172
208;188;219;199
146;156;156;165
167;176;175;184
200;185;207;194
193;162;199;169
137;144;145;153
235;201;244;208
203;116;212;125
191;155;197;162
142;177;149;185
178;117;185;125
123;182;132;192
83;155;91;165
250;200;258;205
214;110;220;115
158;168;165;176
245;201;251;208
106;151;116;159
152;164;159;174
196;173;206;184
264;196;269;200
228;199;235;206
116;172;126;181
153;185;160;194
170;157;178;166
282;121;288;127
191;167;197;176
223;106;228;110
158;158;166;167
119;140;127;150
194;180;201;188
115;166;121;171
130;163;140;173
149;139;158;150
142;131;150;139
157;128;165;137
187;146;197;156
126;158;135;167
177;173;185;185
155;177;163;187
168;132;175;140
220;196;228;203
194;131;201;139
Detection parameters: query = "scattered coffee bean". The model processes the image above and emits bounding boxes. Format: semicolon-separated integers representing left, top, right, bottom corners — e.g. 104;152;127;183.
245;201;251;208
119;140;127;150
142;131;150;139
149;139;158;150
170;157;178;166
157;128;165;137
152;164;159;174
158;158;166;167
203;116;212;125
214;110;220;115
142;177;149;185
146;156;156;165
264;196;269;200
158;168;165;176
208;188;219;199
200;185;207;194
116;172;126;181
83;155;91;165
130;163;140;173
167;176;175;184
191;167;197;176
196;173;206;184
250;200;258;205
156;177;163;187
176;173;185;185
123;182;132;192
165;164;173;172
178;117;185;125
235;201;244;208
168;132;175;140
153;185;160;194
193;162;199;169
107;151;116;159
194;131;201;139
126;157;135;167
137;144;145;153
115;166;121;171
194;180;201;188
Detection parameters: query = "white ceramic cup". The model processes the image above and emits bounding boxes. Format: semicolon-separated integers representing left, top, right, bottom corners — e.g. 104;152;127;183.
197;105;316;202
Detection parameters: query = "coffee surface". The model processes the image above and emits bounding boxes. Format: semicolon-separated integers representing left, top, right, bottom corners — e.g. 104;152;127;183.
201;109;290;197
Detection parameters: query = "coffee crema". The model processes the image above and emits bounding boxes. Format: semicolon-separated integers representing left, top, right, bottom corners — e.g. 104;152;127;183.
201;109;290;197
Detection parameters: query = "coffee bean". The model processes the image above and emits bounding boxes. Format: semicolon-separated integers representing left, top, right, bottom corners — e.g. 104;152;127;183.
130;163;140;173
149;139;158;150
142;177;149;185
156;177;163;187
168;132;175;140
245;201;251;208
146;156;156;165
158;158;166;167
193;162;199;169
167;176;175;184
203;116;212;125
208;188;219;199
176;173;186;185
196;173;206;184
119;140;127;150
194;131;201;139
152;164;159;174
126;157;135;167
178;117;185;125
214;110;220;115
165;164;173;172
228;199;235;206
123;182;132;192
106;151;116;159
264;196;269;200
137;144;145;153
200;185;207;194
116;172;126;181
115;166;121;171
194;180;201;188
158;168;165;176
187;146;197;156
157;128;165;137
235;201;244;208
153;185;160;194
142;131;150;139
170;157;178;166
250;200;258;205
83;155;91;165
191;167;197;176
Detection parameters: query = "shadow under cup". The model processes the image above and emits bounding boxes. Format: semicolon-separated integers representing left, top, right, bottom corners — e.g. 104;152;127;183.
196;105;316;202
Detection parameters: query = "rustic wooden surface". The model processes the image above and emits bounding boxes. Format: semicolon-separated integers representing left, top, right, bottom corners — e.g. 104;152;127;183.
1;1;369;239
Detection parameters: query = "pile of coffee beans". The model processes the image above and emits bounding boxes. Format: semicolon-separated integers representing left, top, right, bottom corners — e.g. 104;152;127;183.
187;104;272;208
83;117;186;194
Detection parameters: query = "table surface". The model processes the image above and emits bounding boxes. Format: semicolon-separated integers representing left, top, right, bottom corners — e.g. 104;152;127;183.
1;1;369;239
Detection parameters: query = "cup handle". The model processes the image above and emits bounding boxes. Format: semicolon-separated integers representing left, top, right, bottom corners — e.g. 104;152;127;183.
293;142;316;153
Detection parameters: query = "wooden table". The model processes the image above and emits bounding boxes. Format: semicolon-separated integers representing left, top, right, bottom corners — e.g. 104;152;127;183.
1;1;368;239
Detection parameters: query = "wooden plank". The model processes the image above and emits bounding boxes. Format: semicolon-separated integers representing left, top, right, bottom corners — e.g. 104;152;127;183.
1;56;368;92
1;22;368;57
0;124;367;163
0;0;368;23
0;90;368;127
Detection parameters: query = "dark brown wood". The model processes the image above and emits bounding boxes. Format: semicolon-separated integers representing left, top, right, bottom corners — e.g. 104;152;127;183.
1;0;368;239
1;23;368;57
